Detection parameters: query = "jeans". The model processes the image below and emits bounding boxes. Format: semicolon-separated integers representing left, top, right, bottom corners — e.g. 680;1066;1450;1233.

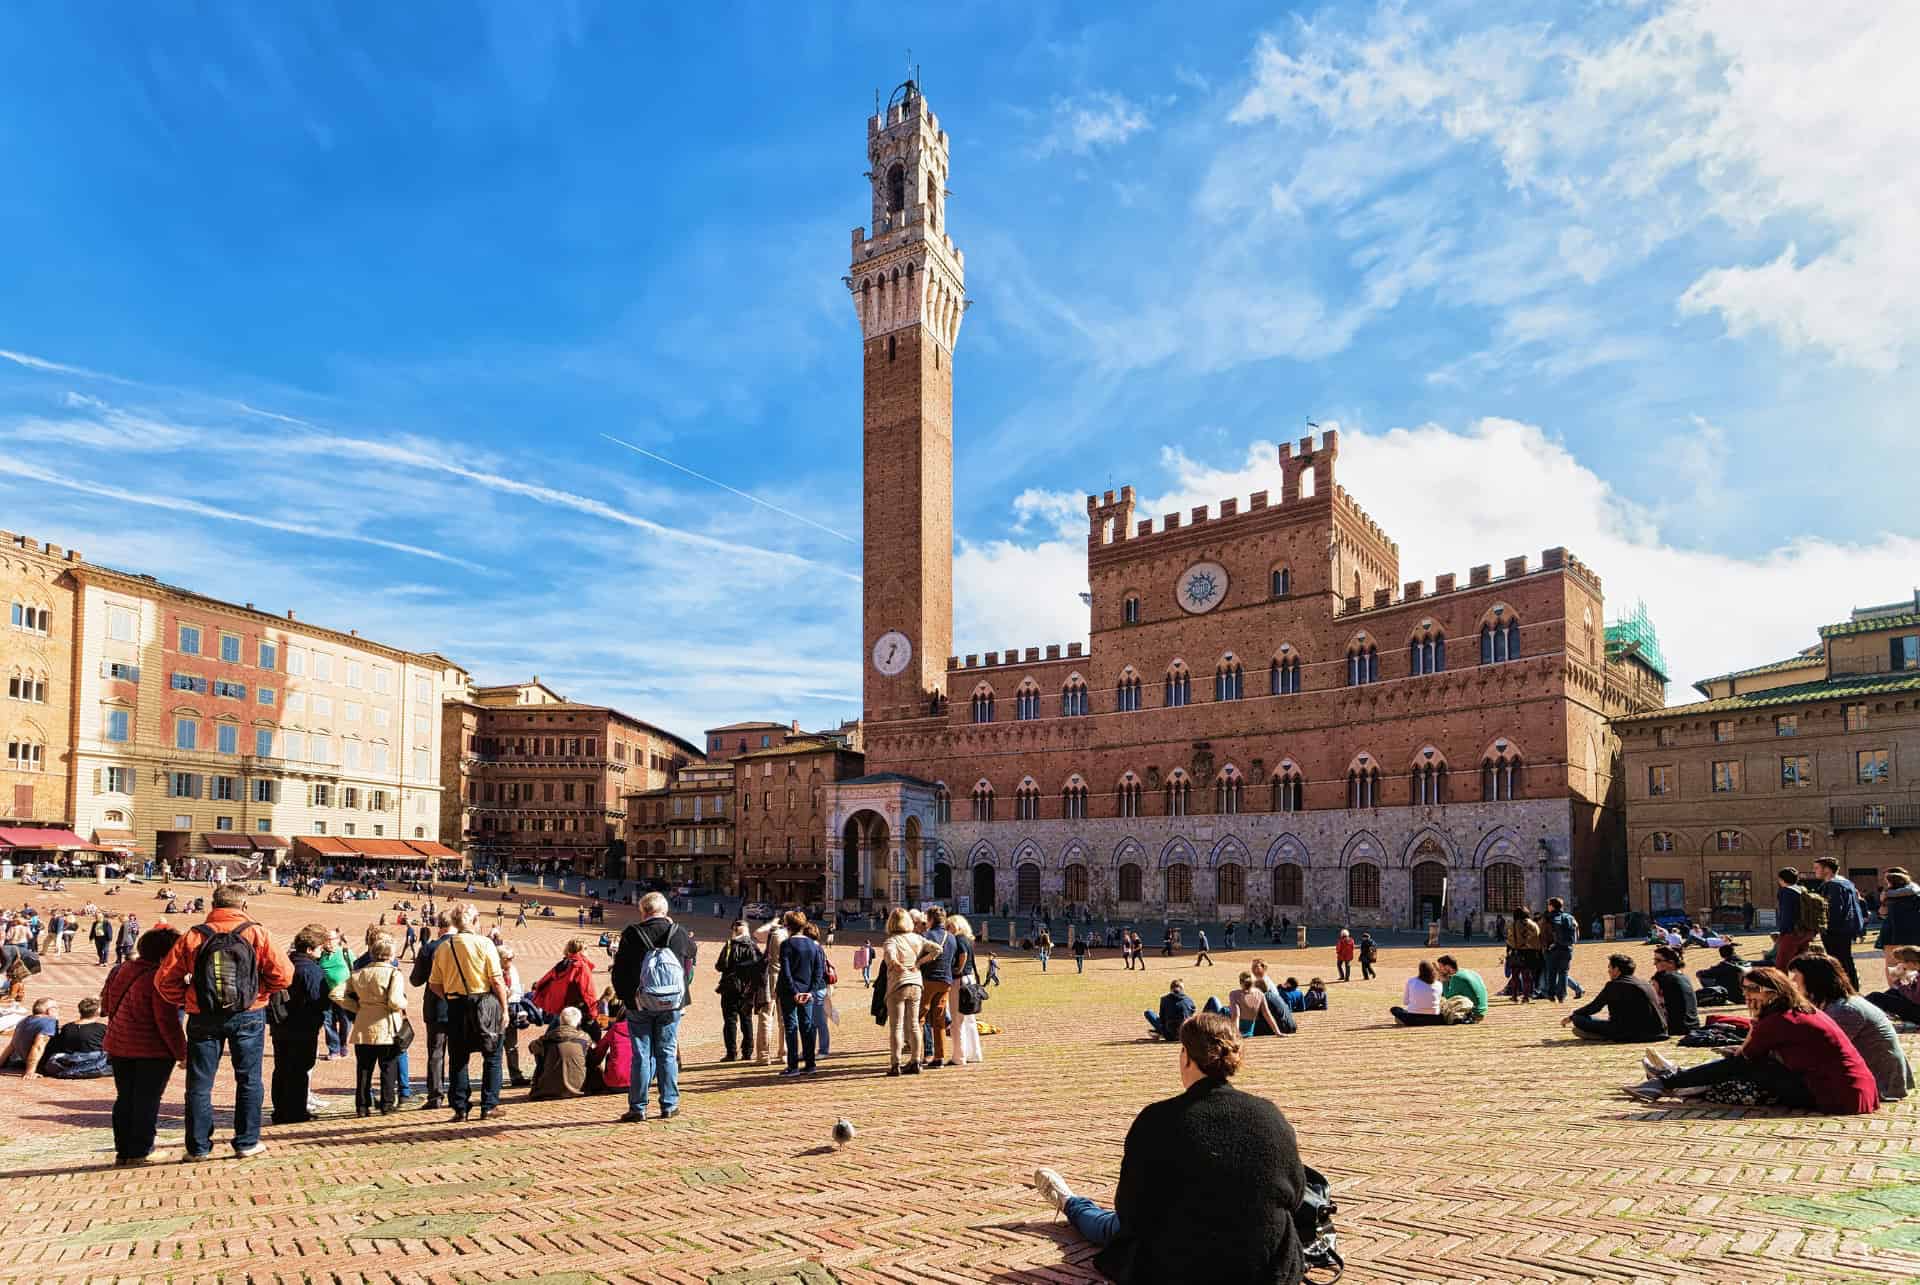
396;1048;415;1096
1075;955;1084;973
780;993;817;1070
324;1004;351;1057
1361;958;1376;979
110;1055;174;1160
1337;959;1351;982
354;1043;401;1111
720;992;753;1059
184;1007;266;1156
95;938;110;965
1542;948;1573;1003
1063;1196;1121;1248
269;1023;319;1124
445;998;503;1114
627;1008;681;1115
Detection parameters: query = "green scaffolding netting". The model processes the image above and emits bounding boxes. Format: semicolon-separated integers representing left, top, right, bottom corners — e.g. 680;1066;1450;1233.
1605;598;1668;682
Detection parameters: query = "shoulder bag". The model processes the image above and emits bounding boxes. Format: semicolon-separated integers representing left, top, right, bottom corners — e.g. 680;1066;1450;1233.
448;938;504;1053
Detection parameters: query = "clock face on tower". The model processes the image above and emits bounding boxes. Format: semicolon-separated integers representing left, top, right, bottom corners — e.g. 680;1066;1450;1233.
872;630;912;676
1175;561;1230;614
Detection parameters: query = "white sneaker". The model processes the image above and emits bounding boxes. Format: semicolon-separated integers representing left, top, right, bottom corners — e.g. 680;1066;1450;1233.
1642;1049;1679;1079
1033;1167;1073;1214
233;1142;268;1159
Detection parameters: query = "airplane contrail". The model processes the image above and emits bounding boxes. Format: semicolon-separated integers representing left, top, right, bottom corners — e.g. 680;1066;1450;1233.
601;432;856;544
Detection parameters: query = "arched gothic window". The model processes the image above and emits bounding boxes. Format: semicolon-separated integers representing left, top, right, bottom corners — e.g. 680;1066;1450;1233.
1270;766;1305;813
1271;650;1302;695
934;783;952;823
1165;771;1192;817
1117;772;1143;818
971;686;995;724
1216;767;1244;815
1482;747;1524;801
1410;758;1448;806
1062;677;1090;717
1015;682;1042;721
971;781;995;822
1347;762;1380;808
1061;776;1089;820
1482;613;1523;664
1347;642;1379;686
1214;656;1244;702
1270;567;1291;598
886;163;906;214
1165;663;1192;708
1117;669;1143;712
1409;627;1447;676
1014;779;1041;821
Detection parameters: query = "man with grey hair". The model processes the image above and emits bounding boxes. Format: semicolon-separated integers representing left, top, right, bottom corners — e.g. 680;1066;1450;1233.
409;909;455;1110
427;902;508;1121
611;891;695;1122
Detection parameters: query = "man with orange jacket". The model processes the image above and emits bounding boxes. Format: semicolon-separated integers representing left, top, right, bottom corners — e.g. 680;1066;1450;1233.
154;884;293;1160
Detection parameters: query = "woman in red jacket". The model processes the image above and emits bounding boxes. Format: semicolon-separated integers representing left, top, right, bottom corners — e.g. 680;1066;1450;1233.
1623;966;1879;1113
102;926;186;1165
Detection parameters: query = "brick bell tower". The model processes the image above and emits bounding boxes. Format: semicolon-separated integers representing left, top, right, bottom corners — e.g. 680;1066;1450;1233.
852;79;963;721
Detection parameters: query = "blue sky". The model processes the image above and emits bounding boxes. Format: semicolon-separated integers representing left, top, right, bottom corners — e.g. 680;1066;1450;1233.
2;0;1915;738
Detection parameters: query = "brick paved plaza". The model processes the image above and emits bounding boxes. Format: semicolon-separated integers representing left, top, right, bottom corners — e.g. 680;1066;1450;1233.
3;885;1917;1284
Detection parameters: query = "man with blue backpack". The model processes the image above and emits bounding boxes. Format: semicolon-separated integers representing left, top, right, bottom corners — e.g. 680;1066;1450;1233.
153;885;294;1159
1813;858;1870;990
611;891;696;1122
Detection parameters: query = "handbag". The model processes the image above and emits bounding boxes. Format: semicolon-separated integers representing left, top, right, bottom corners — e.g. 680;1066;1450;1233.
449;938;504;1054
957;960;988;1016
394;1016;416;1051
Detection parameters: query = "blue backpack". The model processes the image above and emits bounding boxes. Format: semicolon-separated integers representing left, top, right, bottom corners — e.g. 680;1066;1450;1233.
636;936;686;1013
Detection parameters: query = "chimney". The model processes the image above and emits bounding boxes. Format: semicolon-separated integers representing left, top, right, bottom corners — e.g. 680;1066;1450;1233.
287;610;297;620
791;719;800;733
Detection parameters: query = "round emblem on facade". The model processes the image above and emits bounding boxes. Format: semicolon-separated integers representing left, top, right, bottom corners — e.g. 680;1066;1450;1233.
1175;561;1229;614
872;630;912;676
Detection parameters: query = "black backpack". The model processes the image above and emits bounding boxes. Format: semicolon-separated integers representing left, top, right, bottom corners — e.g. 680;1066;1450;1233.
191;921;260;1018
1294;1166;1344;1282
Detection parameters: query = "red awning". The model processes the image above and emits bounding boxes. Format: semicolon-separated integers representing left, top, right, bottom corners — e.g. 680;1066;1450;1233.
0;827;98;851
404;840;460;860
94;827;136;846
296;837;359;858
251;834;291;852
202;833;254;852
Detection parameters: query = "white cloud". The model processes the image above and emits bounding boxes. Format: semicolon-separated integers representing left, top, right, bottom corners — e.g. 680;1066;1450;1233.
1228;1;1920;371
1033;91;1150;157
955;418;1918;701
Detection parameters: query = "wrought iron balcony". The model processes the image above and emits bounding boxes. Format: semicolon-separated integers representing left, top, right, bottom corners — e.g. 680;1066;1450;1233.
1830;802;1920;831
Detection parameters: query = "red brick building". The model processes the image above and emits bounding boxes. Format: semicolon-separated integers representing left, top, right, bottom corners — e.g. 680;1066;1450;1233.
443;679;699;876
735;737;865;907
1620;594;1920;922
830;83;1665;925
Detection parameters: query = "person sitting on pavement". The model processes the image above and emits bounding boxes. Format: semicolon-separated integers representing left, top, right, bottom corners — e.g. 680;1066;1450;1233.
1391;959;1442;1026
1789;954;1911;1104
1;997;61;1075
1562;954;1668;1042
1624;966;1879;1113
38;996;111;1078
1302;978;1329;1011
528;1006;594;1100
1650;946;1702;1036
529;939;599;1033
1251;978;1298;1035
1033;1011;1308;1285
1393;955;1487;1026
1277;977;1306;1012
1205;972;1285;1038
1695;943;1750;999
1144;978;1195;1040
1864;945;1920;1025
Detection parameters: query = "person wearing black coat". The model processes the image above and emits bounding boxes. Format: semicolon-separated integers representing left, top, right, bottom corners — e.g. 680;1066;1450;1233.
1563;954;1668;1042
1034;1011;1306;1284
269;925;334;1124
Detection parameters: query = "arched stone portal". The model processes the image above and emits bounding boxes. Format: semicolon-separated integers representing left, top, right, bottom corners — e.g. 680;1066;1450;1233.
972;862;996;914
840;809;890;908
